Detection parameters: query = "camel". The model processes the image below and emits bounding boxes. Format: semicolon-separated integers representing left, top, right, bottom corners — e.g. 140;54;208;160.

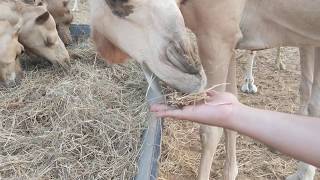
0;20;24;88
25;0;74;45
0;0;70;69
89;0;320;179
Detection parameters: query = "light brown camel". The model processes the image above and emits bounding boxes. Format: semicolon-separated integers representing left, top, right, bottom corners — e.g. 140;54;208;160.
0;0;70;69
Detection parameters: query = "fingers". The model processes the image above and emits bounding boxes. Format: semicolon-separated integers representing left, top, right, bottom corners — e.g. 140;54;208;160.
150;104;175;112
150;104;186;119
155;109;183;118
206;90;217;97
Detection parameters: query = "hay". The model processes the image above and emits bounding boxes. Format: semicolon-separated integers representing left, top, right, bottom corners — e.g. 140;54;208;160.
165;91;208;108
0;42;149;179
164;83;229;109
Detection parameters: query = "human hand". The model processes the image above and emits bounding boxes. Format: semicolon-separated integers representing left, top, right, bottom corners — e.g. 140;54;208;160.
151;91;240;127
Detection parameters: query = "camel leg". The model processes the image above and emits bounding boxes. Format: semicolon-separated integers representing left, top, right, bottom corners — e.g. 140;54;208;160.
307;47;320;117
196;36;237;180
198;125;223;180
241;51;258;93
196;30;242;179
223;56;238;180
298;47;315;115
275;47;286;70
179;1;245;179
197;57;239;180
72;0;79;11
196;32;241;180
286;47;316;180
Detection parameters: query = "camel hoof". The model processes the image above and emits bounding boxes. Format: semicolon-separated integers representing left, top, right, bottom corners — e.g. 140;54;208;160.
241;82;257;94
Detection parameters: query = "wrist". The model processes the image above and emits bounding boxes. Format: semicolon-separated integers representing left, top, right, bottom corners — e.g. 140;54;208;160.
224;102;248;130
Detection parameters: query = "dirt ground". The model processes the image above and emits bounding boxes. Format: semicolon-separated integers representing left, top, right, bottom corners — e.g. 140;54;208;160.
72;1;319;179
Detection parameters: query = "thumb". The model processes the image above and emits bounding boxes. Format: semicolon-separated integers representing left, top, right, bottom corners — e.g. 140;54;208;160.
206;90;218;97
154;108;185;119
154;105;200;121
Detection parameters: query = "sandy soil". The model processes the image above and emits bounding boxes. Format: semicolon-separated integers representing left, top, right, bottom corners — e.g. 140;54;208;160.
72;1;319;179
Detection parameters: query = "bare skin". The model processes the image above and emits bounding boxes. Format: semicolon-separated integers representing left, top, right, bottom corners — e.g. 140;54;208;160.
151;91;320;168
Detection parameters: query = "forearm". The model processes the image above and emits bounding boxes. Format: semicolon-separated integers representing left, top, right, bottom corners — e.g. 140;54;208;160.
227;104;320;167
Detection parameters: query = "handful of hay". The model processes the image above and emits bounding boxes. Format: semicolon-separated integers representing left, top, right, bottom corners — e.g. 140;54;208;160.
0;42;149;179
165;91;208;108
164;83;229;108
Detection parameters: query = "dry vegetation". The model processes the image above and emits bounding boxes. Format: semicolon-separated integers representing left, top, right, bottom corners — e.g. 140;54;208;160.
0;42;149;179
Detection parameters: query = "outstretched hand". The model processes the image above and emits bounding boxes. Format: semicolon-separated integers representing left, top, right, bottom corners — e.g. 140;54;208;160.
154;91;320;168
150;91;240;127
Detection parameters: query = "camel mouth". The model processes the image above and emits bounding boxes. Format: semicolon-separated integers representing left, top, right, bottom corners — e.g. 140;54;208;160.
166;28;202;77
161;34;206;93
143;37;207;94
166;39;201;75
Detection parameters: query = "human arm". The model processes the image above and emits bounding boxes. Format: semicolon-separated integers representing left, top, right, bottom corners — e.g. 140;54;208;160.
151;91;320;167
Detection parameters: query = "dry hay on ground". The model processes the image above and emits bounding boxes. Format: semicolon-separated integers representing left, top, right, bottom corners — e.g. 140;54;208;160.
160;47;320;180
0;42;149;179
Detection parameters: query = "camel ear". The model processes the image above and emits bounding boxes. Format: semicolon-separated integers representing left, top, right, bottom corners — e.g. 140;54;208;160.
35;12;50;25
91;29;129;64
